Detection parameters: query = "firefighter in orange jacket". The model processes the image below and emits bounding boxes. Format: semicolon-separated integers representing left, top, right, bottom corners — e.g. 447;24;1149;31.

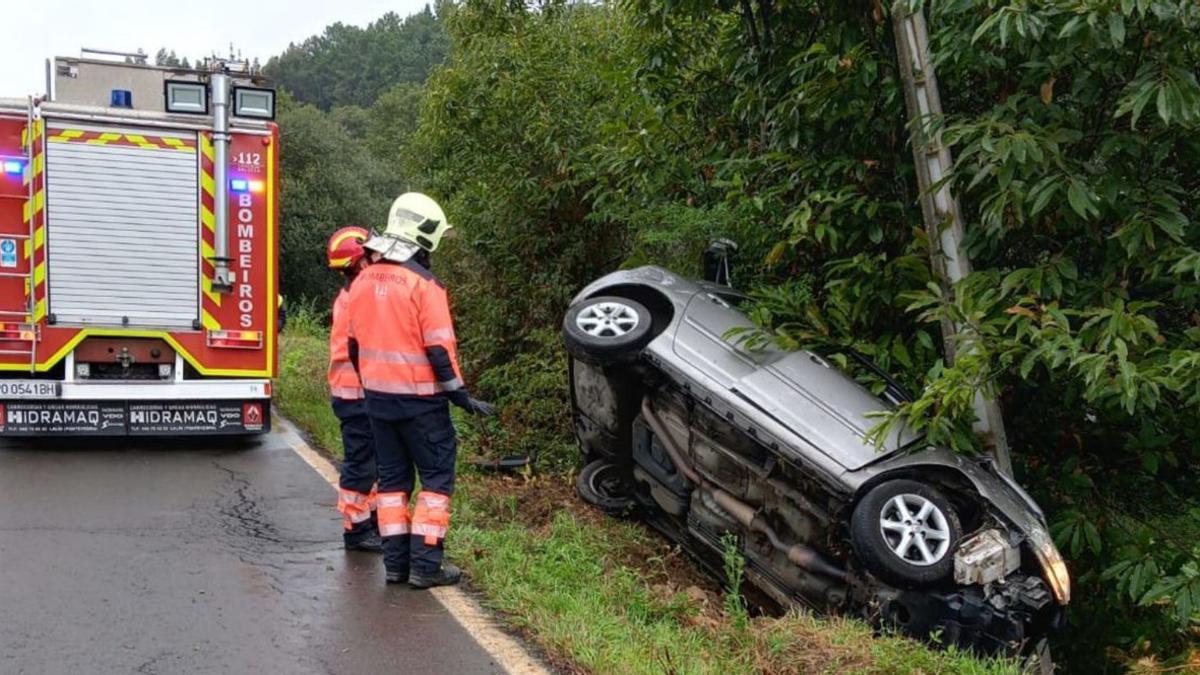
347;193;494;588
326;226;382;552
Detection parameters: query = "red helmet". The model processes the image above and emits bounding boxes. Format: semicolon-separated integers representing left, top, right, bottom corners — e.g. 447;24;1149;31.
326;226;370;270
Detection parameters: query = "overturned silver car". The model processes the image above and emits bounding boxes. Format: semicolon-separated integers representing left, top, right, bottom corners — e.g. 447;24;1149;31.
562;266;1069;655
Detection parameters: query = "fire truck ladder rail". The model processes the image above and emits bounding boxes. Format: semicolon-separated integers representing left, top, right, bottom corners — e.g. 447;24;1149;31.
19;99;37;371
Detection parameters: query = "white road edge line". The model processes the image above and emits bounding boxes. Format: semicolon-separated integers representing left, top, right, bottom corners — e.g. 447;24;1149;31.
273;415;550;675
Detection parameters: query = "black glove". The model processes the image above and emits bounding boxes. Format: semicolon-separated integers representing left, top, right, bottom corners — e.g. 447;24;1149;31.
445;389;496;416
466;398;496;417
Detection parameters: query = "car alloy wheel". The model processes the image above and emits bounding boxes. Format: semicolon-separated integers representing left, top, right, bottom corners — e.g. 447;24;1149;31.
850;479;961;586
879;493;952;566
562;295;654;364
575;301;641;338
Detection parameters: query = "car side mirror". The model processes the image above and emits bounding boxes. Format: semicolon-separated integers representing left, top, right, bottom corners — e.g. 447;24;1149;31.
702;239;738;286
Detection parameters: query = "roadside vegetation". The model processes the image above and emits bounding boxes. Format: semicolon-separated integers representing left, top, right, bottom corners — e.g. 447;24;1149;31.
276;316;1013;674
267;1;1200;671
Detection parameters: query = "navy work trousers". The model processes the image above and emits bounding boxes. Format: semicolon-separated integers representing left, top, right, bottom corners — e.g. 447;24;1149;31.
333;397;377;541
367;394;458;576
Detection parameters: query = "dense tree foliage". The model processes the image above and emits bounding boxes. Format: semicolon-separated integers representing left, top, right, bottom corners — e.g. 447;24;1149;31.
273;1;1200;669
276;95;398;302
264;6;449;110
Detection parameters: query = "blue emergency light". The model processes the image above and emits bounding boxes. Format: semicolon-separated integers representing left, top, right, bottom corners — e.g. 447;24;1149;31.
230;178;249;192
1;159;23;175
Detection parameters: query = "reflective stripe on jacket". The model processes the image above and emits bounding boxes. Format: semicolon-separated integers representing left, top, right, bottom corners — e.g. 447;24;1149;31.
328;288;365;400
346;260;463;397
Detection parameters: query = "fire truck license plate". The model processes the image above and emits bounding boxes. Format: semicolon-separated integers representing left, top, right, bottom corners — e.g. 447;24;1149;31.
0;381;60;398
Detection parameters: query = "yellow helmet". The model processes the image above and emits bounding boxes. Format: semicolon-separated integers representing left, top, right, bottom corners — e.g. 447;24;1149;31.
381;192;452;252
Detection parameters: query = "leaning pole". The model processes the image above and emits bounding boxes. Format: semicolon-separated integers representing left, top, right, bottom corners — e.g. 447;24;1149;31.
890;1;1014;476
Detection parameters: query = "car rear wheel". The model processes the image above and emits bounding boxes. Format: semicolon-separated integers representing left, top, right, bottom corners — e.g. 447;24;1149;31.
851;479;961;587
576;458;637;516
563;296;653;364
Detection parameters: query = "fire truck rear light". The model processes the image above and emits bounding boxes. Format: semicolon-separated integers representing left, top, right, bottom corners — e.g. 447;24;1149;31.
264;381;272;397
230;178;249;192
207;329;263;349
2;160;24;175
0;323;36;340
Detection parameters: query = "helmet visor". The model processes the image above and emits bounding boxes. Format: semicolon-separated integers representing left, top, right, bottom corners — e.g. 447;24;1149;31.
391;207;448;251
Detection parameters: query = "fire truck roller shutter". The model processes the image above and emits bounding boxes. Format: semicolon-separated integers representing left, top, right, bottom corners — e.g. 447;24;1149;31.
44;122;200;328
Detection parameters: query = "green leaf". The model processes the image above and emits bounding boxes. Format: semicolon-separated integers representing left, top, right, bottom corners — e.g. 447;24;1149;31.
1157;84;1171;125
1029;179;1059;216
1084;521;1102;555
1107;12;1125;46
1067;180;1097;219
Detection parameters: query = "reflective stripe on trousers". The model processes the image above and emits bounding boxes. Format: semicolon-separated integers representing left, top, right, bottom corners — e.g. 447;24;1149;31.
377;491;410;536
411;491;450;546
337;487;373;530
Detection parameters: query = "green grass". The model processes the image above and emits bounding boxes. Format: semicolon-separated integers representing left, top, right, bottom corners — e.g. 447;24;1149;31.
277;327;344;457
274;324;1016;675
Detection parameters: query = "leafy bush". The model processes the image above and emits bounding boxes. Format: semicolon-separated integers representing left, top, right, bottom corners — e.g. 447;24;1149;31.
277;96;398;303
405;0;651;462
474;329;577;471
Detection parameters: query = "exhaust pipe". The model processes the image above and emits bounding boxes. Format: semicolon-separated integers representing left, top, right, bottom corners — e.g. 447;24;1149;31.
640;397;848;582
209;72;233;292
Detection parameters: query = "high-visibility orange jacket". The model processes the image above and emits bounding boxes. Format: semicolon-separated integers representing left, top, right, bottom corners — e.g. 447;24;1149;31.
328;287;364;400
346;260;464;398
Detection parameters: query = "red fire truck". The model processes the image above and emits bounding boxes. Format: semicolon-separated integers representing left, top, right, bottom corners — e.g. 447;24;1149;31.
0;50;278;435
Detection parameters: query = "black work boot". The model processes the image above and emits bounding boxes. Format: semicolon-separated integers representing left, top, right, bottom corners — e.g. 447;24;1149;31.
408;563;462;589
344;531;383;553
385;568;410;584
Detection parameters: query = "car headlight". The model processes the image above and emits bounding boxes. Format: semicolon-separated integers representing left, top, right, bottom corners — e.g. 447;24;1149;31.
1026;527;1070;605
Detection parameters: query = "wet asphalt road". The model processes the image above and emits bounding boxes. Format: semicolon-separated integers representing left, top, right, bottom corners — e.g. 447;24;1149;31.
0;430;504;675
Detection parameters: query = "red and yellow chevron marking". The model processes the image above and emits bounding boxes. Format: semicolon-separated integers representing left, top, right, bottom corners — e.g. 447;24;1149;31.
199;132;221;330
20;119;46;323
46;128;196;152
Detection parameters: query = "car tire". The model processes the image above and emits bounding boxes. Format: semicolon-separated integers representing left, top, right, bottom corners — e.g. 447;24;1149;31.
576;458;637;516
563;296;653;364
850;479;961;587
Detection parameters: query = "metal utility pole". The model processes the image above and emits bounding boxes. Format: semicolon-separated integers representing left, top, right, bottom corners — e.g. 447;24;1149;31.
891;1;1013;476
